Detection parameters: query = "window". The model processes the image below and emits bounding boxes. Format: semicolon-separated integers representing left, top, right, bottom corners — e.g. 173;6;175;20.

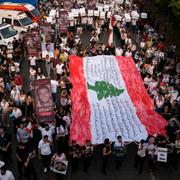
25;11;33;18
2;18;12;24
0;35;2;40
14;20;21;27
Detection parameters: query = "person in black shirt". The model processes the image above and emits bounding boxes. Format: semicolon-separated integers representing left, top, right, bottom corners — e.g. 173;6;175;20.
16;143;37;180
0;126;11;164
69;140;81;171
16;143;28;179
102;138;112;175
82;139;93;172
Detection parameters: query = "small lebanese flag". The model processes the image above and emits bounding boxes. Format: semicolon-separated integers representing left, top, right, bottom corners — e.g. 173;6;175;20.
70;55;167;145
108;16;114;46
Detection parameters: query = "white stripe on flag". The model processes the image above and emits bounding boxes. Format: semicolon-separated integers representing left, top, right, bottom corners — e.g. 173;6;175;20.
83;55;147;144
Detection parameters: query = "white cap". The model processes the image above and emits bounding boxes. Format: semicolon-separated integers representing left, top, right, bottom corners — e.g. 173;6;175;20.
0;160;5;168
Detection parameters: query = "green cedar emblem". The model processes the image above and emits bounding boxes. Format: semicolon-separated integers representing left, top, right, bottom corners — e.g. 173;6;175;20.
87;81;124;100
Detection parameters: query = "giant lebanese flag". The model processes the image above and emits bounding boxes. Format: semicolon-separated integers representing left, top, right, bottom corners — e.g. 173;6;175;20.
70;55;167;145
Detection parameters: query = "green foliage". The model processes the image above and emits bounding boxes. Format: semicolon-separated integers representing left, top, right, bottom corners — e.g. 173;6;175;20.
87;81;124;101
155;0;180;24
169;0;180;18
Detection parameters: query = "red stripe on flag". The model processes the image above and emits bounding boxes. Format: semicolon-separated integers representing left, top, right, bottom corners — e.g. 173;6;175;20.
116;56;168;136
69;56;92;145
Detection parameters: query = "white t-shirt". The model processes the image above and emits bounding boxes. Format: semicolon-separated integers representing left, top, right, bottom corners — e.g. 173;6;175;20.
13;108;22;119
115;48;123;56
50;80;59;93
0;170;15;180
39;126;55;142
56;64;64;75
124;51;132;57
29;56;37;66
38;139;51;155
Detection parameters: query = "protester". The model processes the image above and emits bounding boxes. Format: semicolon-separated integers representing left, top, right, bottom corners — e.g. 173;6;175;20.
0;165;15;180
82;139;93;172
38;135;52;173
134;139;147;174
102;138;112;175
113;136;126;170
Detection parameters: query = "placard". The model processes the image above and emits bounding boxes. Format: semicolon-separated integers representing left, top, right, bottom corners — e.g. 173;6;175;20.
87;0;96;10
64;0;73;12
141;12;147;19
157;147;168;162
94;10;99;17
59;10;69;33
42;23;52;42
79;8;86;16
100;11;105;19
25;30;41;58
88;10;93;17
51;160;68;175
33;79;55;123
104;5;109;12
41;42;54;59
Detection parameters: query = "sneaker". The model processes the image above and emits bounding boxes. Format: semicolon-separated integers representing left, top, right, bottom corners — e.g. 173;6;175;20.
43;168;47;173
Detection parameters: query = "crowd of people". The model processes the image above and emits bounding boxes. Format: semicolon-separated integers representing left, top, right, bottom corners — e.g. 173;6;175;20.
0;0;179;179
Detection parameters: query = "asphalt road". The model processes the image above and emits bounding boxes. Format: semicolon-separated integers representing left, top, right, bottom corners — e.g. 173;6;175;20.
8;142;180;180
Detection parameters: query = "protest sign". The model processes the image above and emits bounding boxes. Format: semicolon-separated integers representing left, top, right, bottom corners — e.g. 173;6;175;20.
157;147;168;162
42;23;52;42
33;79;55;123
51;160;68;175
59;10;69;33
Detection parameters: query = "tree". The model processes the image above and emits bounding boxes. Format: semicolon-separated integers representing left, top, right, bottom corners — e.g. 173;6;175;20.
155;0;180;25
169;0;180;23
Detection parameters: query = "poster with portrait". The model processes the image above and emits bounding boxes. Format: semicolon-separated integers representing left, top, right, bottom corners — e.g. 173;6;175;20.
59;10;69;33
33;79;55;123
51;160;68;175
87;0;96;10
31;29;41;51
63;0;73;12
41;42;54;59
25;32;40;58
42;23;52;42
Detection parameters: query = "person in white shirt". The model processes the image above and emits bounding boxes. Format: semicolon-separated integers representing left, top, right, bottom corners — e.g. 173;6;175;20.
147;136;158;172
50;79;59;104
12;106;22;119
113;136;126;170
134;139;147;174
29;54;37;69
0;165;15;180
115;47;123;56
124;49;132;57
144;74;152;87
38;135;52;173
55;63;64;80
39;124;55;142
